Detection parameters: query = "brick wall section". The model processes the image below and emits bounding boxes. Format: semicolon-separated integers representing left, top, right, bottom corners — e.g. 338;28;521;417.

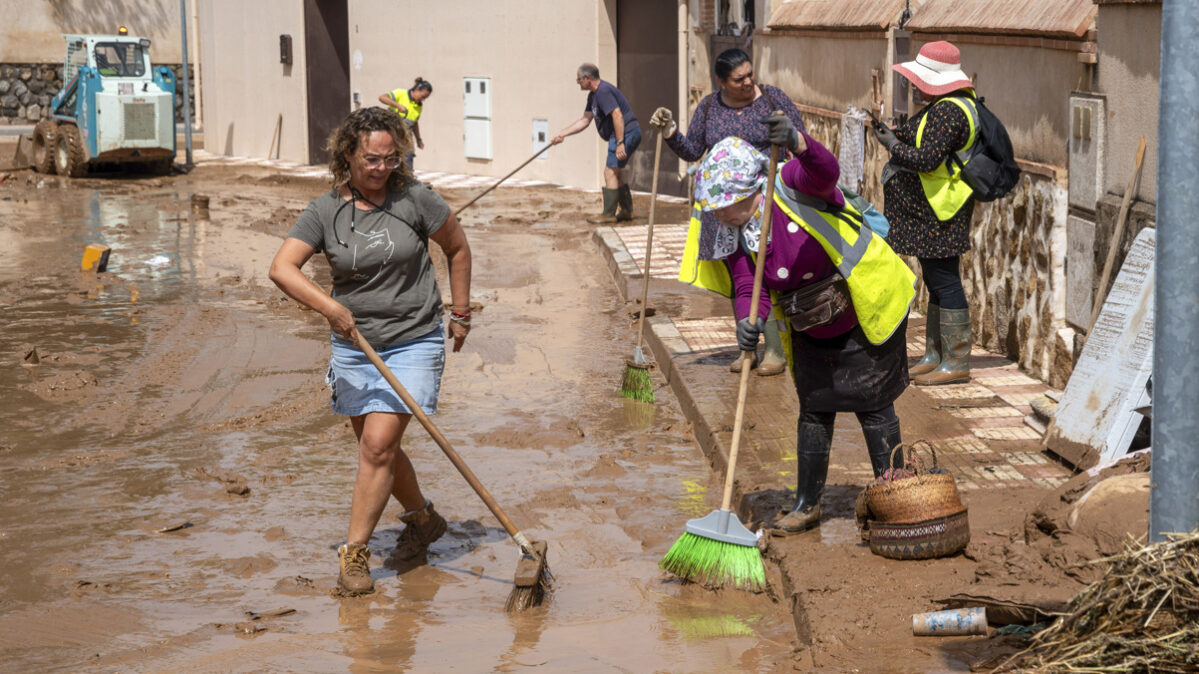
0;62;196;125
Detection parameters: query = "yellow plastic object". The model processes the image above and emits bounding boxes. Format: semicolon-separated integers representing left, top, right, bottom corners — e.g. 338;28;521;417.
81;244;111;272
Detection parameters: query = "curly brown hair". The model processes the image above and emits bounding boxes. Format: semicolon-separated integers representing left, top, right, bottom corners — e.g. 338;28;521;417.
326;107;415;190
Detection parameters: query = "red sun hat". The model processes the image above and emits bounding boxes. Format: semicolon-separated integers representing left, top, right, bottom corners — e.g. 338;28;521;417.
892;41;974;96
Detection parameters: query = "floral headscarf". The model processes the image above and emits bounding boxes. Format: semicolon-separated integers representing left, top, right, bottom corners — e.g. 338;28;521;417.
694;137;769;260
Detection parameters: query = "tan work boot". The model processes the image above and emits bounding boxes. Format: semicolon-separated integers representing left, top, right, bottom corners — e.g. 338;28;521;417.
337;542;374;595
394;500;448;561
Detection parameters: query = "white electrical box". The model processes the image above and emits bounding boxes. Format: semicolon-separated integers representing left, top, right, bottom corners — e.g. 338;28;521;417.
532;119;549;158
463;77;492;160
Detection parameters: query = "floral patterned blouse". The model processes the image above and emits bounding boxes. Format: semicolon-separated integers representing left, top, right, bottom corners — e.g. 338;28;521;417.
882;96;976;259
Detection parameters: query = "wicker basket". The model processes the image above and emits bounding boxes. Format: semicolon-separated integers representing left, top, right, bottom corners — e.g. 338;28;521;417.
865;442;964;524
868;507;971;560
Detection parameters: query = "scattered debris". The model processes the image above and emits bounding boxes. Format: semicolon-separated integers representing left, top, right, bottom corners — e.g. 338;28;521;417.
22;345;40;365
912;607;987;636
997;531;1199;672
196;467;252;497
144;255;171;267
155;521;193;534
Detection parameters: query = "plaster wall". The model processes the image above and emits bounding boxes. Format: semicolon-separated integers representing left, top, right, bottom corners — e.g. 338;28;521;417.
347;0;615;189
198;0;308;162
1096;3;1160;203
756;32;888;112
924;41;1083;168
0;0;194;63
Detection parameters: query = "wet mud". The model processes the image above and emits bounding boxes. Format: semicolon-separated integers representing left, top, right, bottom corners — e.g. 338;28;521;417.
0;166;796;670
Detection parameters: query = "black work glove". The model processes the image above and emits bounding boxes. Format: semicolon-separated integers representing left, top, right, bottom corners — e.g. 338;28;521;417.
760;113;799;152
736;317;766;352
872;120;898;150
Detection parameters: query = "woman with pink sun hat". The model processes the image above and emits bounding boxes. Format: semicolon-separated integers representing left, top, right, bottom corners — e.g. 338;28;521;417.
872;40;981;386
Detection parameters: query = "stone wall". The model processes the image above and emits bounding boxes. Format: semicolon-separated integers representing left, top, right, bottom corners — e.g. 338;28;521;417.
0;62;195;125
800;109;1074;387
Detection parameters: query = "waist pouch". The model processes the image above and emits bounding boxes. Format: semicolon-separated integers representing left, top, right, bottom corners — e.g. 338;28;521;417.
777;273;851;332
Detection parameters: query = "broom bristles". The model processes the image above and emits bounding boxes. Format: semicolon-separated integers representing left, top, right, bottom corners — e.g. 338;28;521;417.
505;562;553;612
619;364;654;403
659;531;766;593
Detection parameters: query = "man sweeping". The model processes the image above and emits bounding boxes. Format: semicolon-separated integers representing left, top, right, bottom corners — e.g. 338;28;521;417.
552;63;642;223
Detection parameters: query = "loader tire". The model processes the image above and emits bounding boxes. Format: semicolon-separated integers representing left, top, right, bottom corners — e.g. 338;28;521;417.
32;119;59;174
55;124;88;178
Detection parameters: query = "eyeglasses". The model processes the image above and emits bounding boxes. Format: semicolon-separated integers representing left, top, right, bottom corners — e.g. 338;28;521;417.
361;154;402;169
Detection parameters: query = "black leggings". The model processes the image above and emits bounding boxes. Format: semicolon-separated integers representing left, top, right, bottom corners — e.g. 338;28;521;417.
918;256;967;310
800;403;897;428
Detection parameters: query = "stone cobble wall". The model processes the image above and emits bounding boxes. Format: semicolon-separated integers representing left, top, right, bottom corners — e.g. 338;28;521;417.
800;110;1072;387
0;62;195;125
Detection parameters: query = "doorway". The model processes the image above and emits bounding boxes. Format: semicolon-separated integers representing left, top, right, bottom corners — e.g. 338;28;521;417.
616;0;682;196
304;0;350;165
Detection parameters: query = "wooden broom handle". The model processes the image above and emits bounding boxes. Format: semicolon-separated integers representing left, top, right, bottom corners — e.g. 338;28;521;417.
720;141;781;512
634;130;665;351
354;329;523;540
453;144;552;217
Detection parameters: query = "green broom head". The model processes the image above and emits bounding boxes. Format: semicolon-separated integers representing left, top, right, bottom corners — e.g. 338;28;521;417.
659;509;765;593
619;347;654;403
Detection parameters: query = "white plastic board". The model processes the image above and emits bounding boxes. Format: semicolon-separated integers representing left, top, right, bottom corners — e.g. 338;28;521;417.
1047;227;1155;469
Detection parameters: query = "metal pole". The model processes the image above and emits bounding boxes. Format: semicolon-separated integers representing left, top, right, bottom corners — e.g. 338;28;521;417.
1151;0;1199;541
179;0;194;168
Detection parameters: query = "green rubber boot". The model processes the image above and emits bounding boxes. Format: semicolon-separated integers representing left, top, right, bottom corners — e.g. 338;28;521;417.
910;303;941;376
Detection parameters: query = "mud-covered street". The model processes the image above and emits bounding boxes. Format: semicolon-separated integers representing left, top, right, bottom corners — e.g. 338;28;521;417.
0;162;806;671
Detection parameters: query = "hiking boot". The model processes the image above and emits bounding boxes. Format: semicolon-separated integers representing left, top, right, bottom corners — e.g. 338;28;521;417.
914;307;971;386
337;542;374;595
394;500;447;561
586;188;620;224
910;303;942;376
773;420;832;536
616;184;634;222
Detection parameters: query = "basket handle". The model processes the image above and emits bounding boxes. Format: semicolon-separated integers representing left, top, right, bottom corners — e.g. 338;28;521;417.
908;440;938;470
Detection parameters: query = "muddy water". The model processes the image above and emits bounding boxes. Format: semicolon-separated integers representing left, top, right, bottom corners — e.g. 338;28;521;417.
0;173;795;670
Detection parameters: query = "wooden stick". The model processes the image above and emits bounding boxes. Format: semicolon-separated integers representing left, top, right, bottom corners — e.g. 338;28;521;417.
268;113;282;160
633;129;665;354
1088;136;1147;333
720;140;781;512
453;143;552;217
354;329;532;550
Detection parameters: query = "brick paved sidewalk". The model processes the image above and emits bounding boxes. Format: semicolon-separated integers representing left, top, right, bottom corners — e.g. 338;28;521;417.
595;222;1072;500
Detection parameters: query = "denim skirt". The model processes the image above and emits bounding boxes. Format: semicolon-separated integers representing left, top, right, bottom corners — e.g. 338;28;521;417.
326;326;445;416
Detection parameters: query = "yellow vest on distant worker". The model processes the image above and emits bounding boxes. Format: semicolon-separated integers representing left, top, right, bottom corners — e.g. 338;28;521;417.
390;88;422;125
772;175;915;345
915;94;979;221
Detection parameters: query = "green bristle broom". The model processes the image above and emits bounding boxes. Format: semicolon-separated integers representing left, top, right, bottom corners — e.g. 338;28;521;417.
659;141;782;593
619;129;664;403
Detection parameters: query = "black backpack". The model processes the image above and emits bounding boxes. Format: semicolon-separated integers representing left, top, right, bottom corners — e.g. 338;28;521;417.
946;96;1020;202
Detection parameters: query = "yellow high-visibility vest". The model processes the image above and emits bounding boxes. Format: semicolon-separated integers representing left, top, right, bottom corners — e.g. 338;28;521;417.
390;88;422;125
772;175;915;345
915;94;979;221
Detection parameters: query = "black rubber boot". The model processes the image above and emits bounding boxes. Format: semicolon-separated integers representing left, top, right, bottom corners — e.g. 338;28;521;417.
616;184;634;221
863;417;903;478
773;420;833;535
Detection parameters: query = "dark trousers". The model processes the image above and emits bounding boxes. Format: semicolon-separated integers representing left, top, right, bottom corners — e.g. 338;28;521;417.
918;256;967;310
799;403;898;428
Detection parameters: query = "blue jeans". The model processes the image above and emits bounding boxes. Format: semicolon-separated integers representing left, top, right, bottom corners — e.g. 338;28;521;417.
606;125;642;169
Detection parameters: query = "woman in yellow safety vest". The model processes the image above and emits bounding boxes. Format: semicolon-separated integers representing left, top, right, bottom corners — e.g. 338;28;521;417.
872;41;979;386
379;77;433;169
694;126;915;535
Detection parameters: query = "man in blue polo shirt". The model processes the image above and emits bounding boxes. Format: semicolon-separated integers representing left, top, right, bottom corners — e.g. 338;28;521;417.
553;63;643;223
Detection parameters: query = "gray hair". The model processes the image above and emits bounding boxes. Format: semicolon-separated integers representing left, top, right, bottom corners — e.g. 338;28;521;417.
578;63;600;80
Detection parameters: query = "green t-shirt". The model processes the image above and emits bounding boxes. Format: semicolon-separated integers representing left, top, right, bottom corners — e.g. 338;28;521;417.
288;182;450;348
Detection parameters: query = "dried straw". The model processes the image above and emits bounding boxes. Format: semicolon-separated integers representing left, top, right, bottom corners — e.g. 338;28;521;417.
997;530;1199;673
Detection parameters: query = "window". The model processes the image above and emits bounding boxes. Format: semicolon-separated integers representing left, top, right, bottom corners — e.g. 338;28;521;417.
93;42;146;77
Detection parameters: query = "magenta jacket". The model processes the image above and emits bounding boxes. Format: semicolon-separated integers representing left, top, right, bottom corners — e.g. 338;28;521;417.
726;132;859;339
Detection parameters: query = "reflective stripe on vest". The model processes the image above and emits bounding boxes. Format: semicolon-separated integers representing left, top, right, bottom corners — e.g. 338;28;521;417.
773;175;916;345
915;95;979;221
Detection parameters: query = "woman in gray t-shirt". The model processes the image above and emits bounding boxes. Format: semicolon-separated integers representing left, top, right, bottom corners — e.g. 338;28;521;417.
269;107;472;596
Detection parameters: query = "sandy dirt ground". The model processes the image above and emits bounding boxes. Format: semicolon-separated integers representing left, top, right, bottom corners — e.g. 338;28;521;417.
0;158;808;671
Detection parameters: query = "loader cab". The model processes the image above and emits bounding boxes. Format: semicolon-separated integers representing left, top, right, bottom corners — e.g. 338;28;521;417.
91;41;149;78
